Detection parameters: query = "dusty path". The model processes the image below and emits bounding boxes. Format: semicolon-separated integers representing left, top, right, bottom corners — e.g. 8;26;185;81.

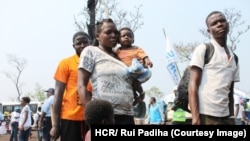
0;130;38;141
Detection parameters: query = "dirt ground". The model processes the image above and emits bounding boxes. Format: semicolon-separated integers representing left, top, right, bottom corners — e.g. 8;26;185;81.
0;130;38;141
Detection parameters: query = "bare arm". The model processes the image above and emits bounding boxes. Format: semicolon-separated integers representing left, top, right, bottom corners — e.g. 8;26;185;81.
241;108;247;124
78;68;92;106
38;112;46;129
19;108;28;130
50;80;65;140
188;66;202;125
234;104;239;119
52;80;65;127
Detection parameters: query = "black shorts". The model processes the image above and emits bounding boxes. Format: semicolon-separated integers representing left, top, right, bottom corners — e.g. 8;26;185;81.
60;119;88;141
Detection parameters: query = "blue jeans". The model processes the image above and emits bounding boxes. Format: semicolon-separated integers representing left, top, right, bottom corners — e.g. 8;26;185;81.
235;118;245;125
10;122;19;141
19;127;31;141
37;128;43;141
42;117;52;141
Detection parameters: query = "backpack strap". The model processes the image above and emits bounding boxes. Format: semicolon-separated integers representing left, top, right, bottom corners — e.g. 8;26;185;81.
205;42;238;65
229;53;238;116
233;53;238;65
204;43;214;65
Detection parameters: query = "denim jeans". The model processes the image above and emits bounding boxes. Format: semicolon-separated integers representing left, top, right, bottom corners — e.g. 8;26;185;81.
42;117;52;141
10;122;19;141
19;127;31;141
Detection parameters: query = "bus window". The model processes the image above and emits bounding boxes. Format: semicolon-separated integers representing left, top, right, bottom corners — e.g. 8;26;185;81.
0;102;43;114
0;104;3;113
29;104;38;113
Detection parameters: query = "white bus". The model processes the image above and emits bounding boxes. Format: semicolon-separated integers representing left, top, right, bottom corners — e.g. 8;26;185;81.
0;101;43;114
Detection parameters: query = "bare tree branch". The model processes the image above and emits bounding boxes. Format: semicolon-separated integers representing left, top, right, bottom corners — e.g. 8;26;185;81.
199;8;250;51
74;0;144;41
174;42;200;63
1;54;27;101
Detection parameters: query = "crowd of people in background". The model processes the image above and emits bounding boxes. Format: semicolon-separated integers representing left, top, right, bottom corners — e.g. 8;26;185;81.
1;10;250;141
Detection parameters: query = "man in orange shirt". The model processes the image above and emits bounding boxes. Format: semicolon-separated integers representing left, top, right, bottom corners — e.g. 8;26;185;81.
50;31;92;141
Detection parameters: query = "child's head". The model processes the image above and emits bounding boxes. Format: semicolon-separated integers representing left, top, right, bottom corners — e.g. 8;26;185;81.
85;99;114;126
118;27;134;47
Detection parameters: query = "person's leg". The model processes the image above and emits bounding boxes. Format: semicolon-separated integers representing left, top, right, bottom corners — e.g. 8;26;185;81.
235;118;241;125
241;120;246;125
132;80;144;106
13;122;18;141
42;117;52;141
19;130;24;141
24;128;31;141
132;80;143;94
19;128;31;141
10;122;14;141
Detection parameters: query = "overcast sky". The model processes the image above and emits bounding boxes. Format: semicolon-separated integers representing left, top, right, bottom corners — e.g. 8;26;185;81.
0;0;250;102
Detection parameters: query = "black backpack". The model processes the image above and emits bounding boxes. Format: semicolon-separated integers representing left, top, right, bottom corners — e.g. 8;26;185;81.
133;101;146;118
172;43;238;113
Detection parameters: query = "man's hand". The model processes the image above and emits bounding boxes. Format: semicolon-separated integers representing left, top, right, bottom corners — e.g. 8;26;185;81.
50;126;60;141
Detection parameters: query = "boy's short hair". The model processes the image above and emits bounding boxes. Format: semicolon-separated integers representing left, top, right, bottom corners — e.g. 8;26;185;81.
205;11;224;26
85;99;114;126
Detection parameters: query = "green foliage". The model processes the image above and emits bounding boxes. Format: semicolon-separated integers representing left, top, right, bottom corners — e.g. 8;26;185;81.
25;83;46;102
145;86;164;99
175;8;249;73
174;42;199;63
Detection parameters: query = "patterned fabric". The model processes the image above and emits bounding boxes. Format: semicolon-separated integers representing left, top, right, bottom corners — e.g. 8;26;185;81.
79;46;134;116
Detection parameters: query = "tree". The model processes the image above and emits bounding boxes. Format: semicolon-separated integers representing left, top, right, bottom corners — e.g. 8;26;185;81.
174;42;199;63
74;0;144;43
1;54;27;101
175;8;250;63
145;86;164;100
26;83;47;102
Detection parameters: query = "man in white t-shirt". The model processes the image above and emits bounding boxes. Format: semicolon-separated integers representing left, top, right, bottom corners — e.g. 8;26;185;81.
188;11;240;125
